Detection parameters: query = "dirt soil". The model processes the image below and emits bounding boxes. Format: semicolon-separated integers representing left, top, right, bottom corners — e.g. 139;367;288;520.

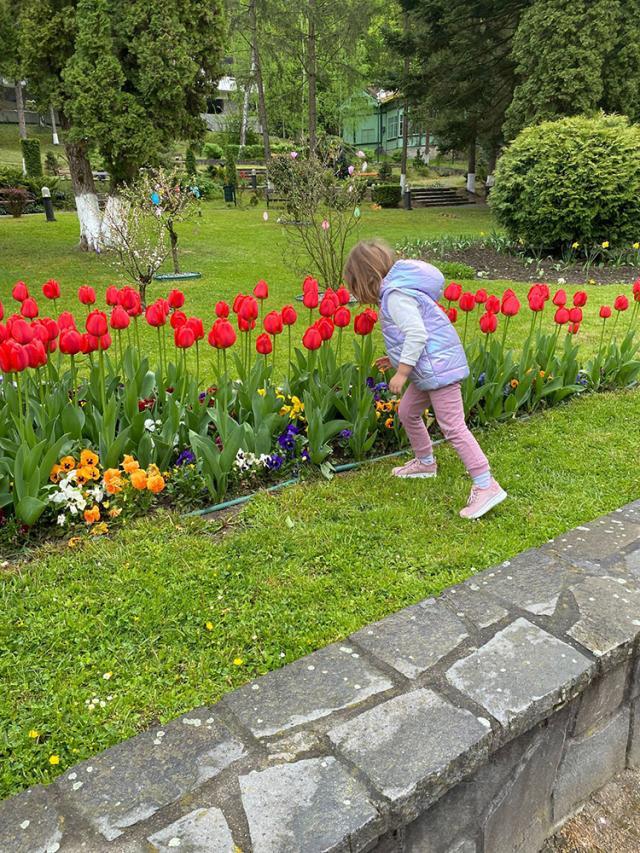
431;245;640;285
543;768;640;852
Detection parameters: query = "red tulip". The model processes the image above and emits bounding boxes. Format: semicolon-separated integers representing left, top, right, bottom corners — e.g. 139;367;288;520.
354;310;376;335
80;334;98;354
568;322;580;335
8;317;34;344
40;317;59;343
232;293;247;314
86;310;108;337
599;305;612;319
539;284;550;300
446;307;458;324
256;332;273;355
444;282;462;302
485;295;500;314
303;275;318;293
501;295;521;317
253;280;269;300
208;319;236;349
168;289;185;309
175;326;195;348
334;306;351;328
281;305;297;326
215;301;230;319
240;296;259;322
552;289;567;307
459;292;476;312
336;285;351;305
42;279;60;300
633;279;640;301
119;286;141;316
528;293;545;312
475;289;488;304
303;287;319;310
0;324;6;344
60;329;82;355
264;311;284;336
614;295;629;312
568;307;583;324
106;285;120;306
170;310;187;329
479;312;498;334
31;322;49;345
12;281;29;302
146;303;167;327
238;317;256;332
319;293;339;317
316;317;334;341
302;326;322;350
554;307;570;325
58;311;77;331
88;333;111;351
26;339;47;369
186;317;204;341
21;297;39;319
573;291;588;308
78;285;96;305
110;306;130;330
0;341;28;372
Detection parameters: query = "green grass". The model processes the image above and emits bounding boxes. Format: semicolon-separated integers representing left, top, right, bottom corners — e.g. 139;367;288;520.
1;387;639;797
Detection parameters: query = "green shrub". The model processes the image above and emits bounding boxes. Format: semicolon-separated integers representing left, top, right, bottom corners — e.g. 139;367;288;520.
194;176;222;200
270;140;296;154
438;261;476;280
224;143;240;161
372;183;402;208
377;161;393;182
45;151;59;176
390;150;403;163
185;147;197;177
224;147;237;187
491;114;640;251
240;144;264;161
21;138;43;177
203;142;223;160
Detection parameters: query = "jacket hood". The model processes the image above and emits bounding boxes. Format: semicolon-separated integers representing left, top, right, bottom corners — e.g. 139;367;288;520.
382;259;445;303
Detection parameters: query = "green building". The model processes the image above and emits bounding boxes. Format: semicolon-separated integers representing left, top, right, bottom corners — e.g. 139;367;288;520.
341;90;432;157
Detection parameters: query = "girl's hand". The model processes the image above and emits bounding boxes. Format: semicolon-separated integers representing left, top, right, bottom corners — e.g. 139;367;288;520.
375;356;391;372
388;372;407;395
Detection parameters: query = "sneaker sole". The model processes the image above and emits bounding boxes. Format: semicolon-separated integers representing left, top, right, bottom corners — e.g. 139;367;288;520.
462;489;508;520
392;471;438;479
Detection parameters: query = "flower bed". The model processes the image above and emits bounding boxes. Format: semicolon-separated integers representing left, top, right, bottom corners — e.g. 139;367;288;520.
0;275;639;546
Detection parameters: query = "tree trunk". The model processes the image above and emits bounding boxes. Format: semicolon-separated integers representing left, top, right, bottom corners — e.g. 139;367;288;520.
100;194;128;248
400;10;410;192
249;0;271;161
65;138;101;252
467;137;477;194
50;105;59;145
15;81;27;141
168;220;180;273
307;0;318;155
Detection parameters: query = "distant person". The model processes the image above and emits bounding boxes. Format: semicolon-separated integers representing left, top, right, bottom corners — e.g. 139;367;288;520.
343;239;507;520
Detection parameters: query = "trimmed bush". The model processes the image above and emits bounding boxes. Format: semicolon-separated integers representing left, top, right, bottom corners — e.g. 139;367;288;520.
372;183;402;208
224;147;237;187
185;147;197;177
240;144;265;161
377;161;393;182
45;151;60;176
491;114;640;251
203;142;223;160
21;138;43;178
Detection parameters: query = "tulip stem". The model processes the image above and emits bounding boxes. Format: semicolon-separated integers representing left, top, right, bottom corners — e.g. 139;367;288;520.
287;326;292;388
70;355;76;402
195;341;200;391
156;327;164;389
15;370;24;439
98;347;107;412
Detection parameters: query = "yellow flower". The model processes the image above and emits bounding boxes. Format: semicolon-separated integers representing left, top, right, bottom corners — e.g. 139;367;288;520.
601;241;610;249
634;242;640;250
233;657;244;666
510;379;519;389
205;621;214;631
147;463;161;478
28;729;40;739
60;456;76;472
67;537;82;549
50;464;63;484
571;241;580;250
90;522;109;536
108;507;122;519
539;370;546;378
147;474;166;495
84;505;100;525
257;388;266;397
130;470;148;490
49;755;60;765
80;449;99;468
76;466;94;486
122;454;140;474
384;417;394;429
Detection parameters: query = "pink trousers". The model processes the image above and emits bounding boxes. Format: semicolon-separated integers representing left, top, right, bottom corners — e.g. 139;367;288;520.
397;381;490;478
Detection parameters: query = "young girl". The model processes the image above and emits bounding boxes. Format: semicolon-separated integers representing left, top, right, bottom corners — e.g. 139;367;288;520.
343;239;507;520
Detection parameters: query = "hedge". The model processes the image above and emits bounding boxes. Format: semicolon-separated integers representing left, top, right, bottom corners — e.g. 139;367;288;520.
372;183;402;208
21;139;43;178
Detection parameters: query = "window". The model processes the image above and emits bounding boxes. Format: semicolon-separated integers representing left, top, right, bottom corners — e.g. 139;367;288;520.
361;128;374;142
399;112;404;138
387;113;398;139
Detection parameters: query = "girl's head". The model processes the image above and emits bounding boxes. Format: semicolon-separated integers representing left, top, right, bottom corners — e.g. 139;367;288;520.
343;239;395;305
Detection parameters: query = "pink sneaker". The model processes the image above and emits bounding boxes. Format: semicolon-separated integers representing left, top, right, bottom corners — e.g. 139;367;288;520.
460;479;507;520
392;458;438;479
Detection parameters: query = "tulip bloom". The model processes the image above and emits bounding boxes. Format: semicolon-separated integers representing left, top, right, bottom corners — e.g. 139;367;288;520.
86;310;108;337
281;305;297;326
614;295;629;312
354;310;377;335
485;295;500;314
501;295;521;317
443;282;462;303
336;285;351;305
599;305;612;319
334;306;351;328
168;289;185;309
316;317;334;341
88;333;112;351
170;310;187;330
58;311;77;331
60;329;82;355
554;307;570;325
302;326;322;350
208;319;236;349
479;312;497;334
8;317;34;344
573;290;588;308
319;293;339;317
459;292;476;312
552;289;567;307
119;286;142;317
256;332;273;355
253;280;269;301
106;286;120;306
264;311;284;336
12;281;29;302
175;326;195;348
569;307;583;324
78;285;96;305
568;322;580;335
42;279;61;300
239;296;259;323
528;293;545;312
145;303;167;327
233;293;247;314
0;341;28;372
215;301;230;318
302;281;319;310
26;339;47;369
110;306;130;330
21;297;39;319
446;307;458;324
475;289;488;304
186;317;204;341
633;280;640;301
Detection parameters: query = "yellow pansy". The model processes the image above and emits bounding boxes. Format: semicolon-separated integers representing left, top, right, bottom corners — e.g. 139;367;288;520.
80;449;99;468
49;755;60;765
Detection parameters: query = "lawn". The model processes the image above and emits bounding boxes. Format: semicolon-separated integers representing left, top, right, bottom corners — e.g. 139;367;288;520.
1;387;639;798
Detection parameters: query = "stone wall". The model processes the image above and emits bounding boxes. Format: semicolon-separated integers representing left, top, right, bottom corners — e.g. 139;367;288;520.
2;501;639;853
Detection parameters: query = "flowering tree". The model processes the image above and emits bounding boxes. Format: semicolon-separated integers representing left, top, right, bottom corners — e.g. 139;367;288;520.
269;148;367;289
141;168;201;274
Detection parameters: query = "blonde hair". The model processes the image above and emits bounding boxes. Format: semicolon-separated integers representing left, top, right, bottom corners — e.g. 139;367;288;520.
343;239;396;305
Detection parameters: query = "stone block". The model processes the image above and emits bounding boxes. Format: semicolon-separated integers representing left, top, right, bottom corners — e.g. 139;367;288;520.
328;689;491;821
351;598;468;679
553;706;631;822
573;661;630;736
629;696;640;769
0;785;64;853
446;618;593;731
54;707;245;841
567;575;640;660
614;501;640;525
239;757;382;853
547;516;640;569
224;643;393;739
147;807;234;852
440;581;508;630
